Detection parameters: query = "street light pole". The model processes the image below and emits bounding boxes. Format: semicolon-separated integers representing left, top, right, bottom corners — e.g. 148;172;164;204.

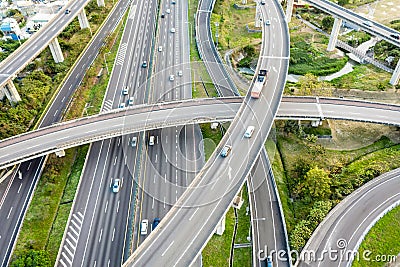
215;22;219;48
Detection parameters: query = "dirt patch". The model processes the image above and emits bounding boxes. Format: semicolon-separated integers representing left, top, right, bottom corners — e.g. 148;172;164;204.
318;120;400;150
353;0;400;24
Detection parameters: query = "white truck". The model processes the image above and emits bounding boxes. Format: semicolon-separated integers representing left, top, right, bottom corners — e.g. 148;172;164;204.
251;69;268;99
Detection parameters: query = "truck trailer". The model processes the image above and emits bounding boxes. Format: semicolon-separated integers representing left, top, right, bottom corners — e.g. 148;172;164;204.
251;69;268;99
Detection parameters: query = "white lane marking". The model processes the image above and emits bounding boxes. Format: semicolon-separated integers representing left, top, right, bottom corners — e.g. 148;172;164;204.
114;156;117;165
155;154;158;163
7;207;13;219
105;201;108;213
117;200;120;213
17;183;22;194
27;162;32;171
161;241;175;257
112;227;115;242
54;110;59;117
165;173;167;183
189;208;200;221
98;228;103;243
117;138;121;147
152;197;155;209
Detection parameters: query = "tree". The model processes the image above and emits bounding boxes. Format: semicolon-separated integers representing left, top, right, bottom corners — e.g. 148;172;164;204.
10;250;51;267
298;166;331;200
290;220;313;251
307;200;332;228
321;16;334;31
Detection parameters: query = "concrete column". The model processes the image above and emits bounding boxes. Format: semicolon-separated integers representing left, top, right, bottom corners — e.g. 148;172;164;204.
286;0;294;22
49;38;64;63
97;0;105;7
215;214;226;235
78;9;90;29
0;87;5;100
390;59;400;85
327;17;342;51
3;80;21;103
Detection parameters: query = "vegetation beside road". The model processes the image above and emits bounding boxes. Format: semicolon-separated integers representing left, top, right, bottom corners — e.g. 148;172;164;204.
0;0;112;140
10;1;124;265
271;120;400;252
353;205;400;267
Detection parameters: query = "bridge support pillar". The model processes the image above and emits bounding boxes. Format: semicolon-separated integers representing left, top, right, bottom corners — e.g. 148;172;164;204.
55;150;66;157
97;0;105;7
2;80;21;103
49;38;64;63
286;0;294;22
78;9;90;29
215;214;226;235
390;59;400;85
327;18;342;51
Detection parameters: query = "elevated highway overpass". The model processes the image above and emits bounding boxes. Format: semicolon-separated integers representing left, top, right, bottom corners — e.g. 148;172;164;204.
0;96;399;172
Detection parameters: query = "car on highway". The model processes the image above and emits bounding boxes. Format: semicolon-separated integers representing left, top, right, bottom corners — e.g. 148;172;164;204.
261;0;266;4
169;74;175;81
171;0;176;4
131;136;137;147
166;8;171;14
142;61;148;68
65;9;70;14
265;20;271;26
140;219;149;235
149;135;155;145
112;178;121;193
119;103;125;109
161;13;165;18
128;96;134;105
178;70;183;76
244;126;255;138
363;21;373;27
170;27;176;33
220;145;232;157
153;218;161;229
158;46;163;52
390;34;400;40
266;255;273;267
122;86;129;95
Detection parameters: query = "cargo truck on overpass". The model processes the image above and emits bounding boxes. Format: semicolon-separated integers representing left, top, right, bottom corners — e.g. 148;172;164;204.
251;69;268;98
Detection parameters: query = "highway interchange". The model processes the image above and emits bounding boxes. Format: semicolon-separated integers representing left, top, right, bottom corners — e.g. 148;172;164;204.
0;0;400;262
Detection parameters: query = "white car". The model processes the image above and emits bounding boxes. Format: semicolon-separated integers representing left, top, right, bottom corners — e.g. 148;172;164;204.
158;46;163;52
140;219;149;235
166;8;171;14
119;103;125;109
149;135;155;145
170;28;176;33
244;126;255;138
131;136;137;147
178;70;183;76
128;96;134;105
112;178;121;193
122;87;129;95
265;20;271;26
169;74;175;81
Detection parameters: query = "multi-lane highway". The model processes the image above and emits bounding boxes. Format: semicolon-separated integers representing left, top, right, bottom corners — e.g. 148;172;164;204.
124;0;290;263
2;97;400;170
0;0;131;264
132;0;204;252
56;0;159;265
297;168;400;267
249;149;290;267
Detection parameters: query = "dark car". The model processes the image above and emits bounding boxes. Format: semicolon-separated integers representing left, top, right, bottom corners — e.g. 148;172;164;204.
153;218;161;229
142;61;147;68
161;13;165;18
390;34;400;40
65;9;70;14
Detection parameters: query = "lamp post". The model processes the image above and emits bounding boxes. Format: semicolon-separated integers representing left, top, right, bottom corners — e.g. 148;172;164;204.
215;22;219;48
